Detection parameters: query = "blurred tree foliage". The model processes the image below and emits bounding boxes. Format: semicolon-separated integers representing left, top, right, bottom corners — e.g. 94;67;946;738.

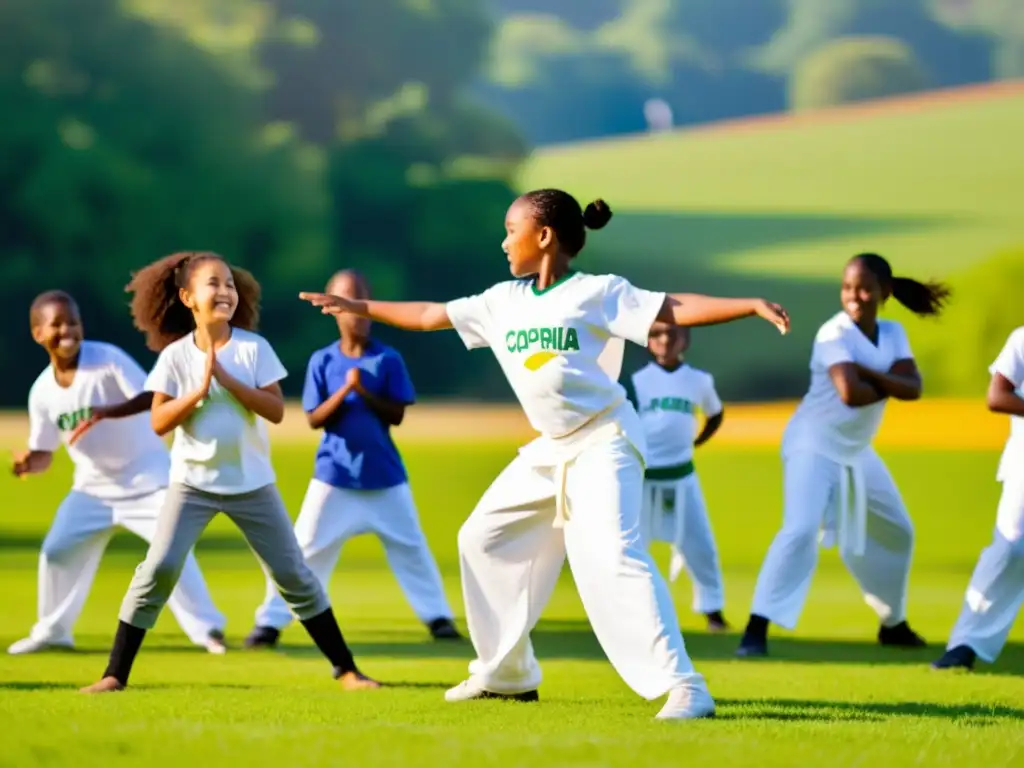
789;36;930;110
481;0;993;144
0;0;1013;405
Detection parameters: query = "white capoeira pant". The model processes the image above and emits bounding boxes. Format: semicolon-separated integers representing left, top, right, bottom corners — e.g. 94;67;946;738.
457;409;702;699
751;447;914;630
255;479;452;628
641;470;725;614
28;489;224;647
945;474;1024;662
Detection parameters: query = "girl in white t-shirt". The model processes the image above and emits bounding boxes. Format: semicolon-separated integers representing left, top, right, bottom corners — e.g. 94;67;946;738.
934;327;1024;670
10;290;225;656
300;189;790;720
81;252;377;694
737;253;950;657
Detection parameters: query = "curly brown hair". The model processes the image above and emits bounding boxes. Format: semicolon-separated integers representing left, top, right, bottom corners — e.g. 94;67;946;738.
126;251;261;352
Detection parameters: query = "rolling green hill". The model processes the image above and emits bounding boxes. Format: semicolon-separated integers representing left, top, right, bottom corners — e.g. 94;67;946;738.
517;85;1024;399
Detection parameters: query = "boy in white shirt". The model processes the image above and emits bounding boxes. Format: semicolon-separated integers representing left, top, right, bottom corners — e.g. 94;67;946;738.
933;327;1024;670
9;291;226;656
80;253;376;694
627;323;729;631
300;188;791;720
737;253;949;657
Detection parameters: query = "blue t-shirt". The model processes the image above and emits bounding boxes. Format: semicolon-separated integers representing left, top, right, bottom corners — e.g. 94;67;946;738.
303;340;415;491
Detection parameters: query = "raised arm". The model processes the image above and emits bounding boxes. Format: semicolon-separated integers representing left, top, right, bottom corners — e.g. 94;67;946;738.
658;295;789;335
299;294;451;332
151;390;206;436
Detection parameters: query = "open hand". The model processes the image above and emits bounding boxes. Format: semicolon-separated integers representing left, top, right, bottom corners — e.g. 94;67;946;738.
755;300;790;335
299;292;357;317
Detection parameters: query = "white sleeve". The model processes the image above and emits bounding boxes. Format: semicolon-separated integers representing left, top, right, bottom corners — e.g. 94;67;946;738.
892;322;914;361
27;383;60;452
255;336;288;388
811;323;854;369
446;290;495;350
602;276;666;347
701;373;723;417
108;346;148;398
145;349;180;397
990;328;1024;388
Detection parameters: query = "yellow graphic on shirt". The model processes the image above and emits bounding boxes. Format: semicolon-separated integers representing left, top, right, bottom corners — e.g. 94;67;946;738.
524;351;558;370
506;327;580;371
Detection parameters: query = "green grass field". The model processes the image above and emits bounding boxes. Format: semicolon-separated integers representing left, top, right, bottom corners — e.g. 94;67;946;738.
518;86;1024;398
2;437;1022;767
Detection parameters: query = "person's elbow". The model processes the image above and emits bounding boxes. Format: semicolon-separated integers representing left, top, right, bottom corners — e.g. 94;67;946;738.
150;413;173;437
390;406;407;427
833;379;855;406
265;401;286;425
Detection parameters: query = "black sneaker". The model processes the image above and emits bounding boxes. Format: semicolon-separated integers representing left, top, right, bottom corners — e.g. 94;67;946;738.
428;618;463;641
878;621;927;648
932;645;976;671
244;626;280;649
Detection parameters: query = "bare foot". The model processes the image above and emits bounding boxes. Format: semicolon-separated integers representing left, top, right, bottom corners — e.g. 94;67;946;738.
338;670;381;691
80;676;125;694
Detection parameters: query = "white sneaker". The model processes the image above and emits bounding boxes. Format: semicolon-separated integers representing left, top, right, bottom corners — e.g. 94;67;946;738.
7;636;74;655
655;681;716;720
444;676;539;703
204;630;227;655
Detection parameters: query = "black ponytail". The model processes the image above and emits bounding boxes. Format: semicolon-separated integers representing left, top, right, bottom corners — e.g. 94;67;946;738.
852;252;951;318
890;276;951;317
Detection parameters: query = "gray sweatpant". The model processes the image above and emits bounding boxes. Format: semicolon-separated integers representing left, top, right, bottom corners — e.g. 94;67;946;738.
120;483;330;630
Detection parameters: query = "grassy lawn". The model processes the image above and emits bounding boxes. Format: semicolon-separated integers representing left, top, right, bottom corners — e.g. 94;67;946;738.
2;436;1022;767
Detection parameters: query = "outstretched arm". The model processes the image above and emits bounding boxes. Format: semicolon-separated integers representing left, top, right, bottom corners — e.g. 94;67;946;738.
657;295;789;335
299;294;451;332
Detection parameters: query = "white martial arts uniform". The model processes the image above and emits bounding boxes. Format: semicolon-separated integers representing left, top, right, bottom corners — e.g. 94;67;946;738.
630;362;725;614
750;312;916;630
444;271;709;706
945;327;1024;662
13;341;225;650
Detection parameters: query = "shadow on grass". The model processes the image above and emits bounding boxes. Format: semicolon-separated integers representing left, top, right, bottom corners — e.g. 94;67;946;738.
262;619;1024;676
717;698;1024;723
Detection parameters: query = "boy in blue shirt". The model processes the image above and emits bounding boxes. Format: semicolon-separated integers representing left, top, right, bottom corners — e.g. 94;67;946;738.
246;270;459;646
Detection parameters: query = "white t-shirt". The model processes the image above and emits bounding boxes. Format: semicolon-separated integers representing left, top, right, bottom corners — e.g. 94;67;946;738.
990;327;1024;482
783;311;913;462
629;362;722;468
145;328;287;494
28;341;169;499
446;272;666;439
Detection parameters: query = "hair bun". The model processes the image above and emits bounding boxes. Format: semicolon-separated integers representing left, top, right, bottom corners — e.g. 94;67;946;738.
582;199;612;230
